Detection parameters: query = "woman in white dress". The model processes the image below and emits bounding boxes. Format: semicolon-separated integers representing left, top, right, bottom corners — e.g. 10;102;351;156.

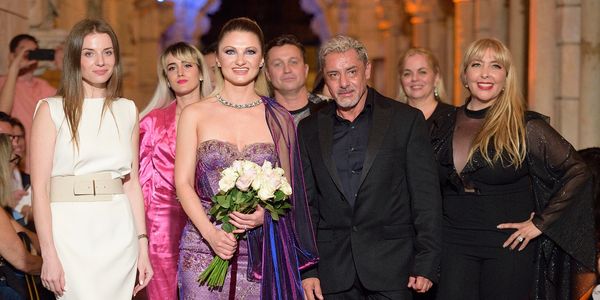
30;18;153;299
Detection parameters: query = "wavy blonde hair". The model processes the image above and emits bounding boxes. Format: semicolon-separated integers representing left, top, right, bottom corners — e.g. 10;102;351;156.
0;135;13;207
141;42;213;117
209;17;270;97
461;38;526;167
396;47;447;102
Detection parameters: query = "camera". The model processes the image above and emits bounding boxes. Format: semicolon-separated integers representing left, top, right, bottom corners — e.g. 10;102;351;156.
27;49;55;61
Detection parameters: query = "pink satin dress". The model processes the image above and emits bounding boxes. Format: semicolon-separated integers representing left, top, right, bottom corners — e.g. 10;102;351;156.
139;102;187;300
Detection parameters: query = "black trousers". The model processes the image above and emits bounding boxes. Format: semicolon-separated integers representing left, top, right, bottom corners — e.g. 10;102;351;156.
325;274;412;300
436;243;535;300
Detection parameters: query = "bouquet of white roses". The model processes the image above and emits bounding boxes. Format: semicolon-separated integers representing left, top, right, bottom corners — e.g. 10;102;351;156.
198;160;293;288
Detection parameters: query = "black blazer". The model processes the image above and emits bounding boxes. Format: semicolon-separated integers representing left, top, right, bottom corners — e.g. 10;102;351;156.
298;88;442;294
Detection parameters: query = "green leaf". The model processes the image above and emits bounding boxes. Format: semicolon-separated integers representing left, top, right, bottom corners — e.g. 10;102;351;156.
209;204;221;215
274;190;285;201
270;210;280;221
217;195;230;208
222;222;235;233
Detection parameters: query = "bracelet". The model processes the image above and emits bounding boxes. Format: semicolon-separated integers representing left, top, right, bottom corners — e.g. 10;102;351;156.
137;233;148;240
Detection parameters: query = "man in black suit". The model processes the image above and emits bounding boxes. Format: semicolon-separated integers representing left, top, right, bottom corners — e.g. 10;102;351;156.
299;35;442;299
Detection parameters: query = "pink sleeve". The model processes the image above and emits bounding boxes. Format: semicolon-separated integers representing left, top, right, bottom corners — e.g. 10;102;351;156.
139;112;156;208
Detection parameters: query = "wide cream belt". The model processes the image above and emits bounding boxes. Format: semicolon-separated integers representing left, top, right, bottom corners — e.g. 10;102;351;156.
50;173;124;202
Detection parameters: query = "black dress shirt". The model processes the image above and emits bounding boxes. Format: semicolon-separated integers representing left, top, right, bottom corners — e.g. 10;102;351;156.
331;97;373;206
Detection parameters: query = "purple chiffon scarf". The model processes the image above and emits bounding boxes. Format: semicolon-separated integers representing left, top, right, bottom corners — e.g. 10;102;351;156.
245;97;319;299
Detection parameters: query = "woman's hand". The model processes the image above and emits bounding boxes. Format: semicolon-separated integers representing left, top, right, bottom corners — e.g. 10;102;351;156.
41;252;65;297
206;226;237;260
497;213;542;251
229;205;265;234
133;247;153;297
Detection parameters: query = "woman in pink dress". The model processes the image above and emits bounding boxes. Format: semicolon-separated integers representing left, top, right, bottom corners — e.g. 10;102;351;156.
139;42;212;300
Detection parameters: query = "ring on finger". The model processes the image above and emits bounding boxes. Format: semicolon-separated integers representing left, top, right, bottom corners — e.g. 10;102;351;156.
517;236;524;243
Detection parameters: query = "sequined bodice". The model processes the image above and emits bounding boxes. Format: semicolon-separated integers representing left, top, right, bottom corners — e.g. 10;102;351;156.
194;139;277;205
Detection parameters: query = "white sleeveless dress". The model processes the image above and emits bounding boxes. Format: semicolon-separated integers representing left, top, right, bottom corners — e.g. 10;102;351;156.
36;97;138;299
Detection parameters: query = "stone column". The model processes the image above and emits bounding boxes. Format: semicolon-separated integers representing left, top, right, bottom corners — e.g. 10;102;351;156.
404;1;427;47
0;2;29;73
528;0;557;124
475;0;508;41
508;0;527;95
55;0;87;30
555;1;582;146
579;0;600;148
427;1;452;104
453;0;475;105
129;0;174;108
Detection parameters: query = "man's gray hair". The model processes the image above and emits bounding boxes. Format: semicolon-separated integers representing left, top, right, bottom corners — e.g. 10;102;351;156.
319;35;369;69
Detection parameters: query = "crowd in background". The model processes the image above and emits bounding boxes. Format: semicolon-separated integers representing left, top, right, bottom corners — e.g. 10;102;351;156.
0;16;598;300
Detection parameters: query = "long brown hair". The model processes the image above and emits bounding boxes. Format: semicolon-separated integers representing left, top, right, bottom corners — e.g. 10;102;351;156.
0;135;13;207
461;38;527;167
57;18;123;149
210;17;270;97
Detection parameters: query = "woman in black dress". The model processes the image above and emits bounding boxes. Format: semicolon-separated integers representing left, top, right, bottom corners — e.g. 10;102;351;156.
397;47;454;132
432;38;595;300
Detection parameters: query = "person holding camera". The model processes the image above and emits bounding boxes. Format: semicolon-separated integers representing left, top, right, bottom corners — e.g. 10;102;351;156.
0;34;57;172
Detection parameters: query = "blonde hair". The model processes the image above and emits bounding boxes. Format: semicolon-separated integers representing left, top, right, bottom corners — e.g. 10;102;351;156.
0;135;13;207
141;42;213;116
461;38;526;167
209;17;270;97
397;47;447;102
58;19;122;150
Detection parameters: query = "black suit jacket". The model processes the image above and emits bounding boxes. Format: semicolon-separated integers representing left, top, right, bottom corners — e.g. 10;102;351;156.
298;88;442;294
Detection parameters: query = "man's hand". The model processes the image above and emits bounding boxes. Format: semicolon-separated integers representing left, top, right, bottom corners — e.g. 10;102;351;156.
407;276;433;293
10;47;37;72
302;277;324;300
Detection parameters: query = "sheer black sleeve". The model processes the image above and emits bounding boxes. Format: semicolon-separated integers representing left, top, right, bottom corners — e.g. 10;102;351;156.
525;115;595;271
526;118;590;231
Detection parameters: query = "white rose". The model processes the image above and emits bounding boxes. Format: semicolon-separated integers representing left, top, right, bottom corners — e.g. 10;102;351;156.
279;178;292;196
231;160;244;173
261;161;273;172
218;167;239;192
257;185;276;200
264;171;281;191
251;173;264;191
221;167;239;180
236;167;257;191
218;176;236;193
273;167;285;177
241;160;259;173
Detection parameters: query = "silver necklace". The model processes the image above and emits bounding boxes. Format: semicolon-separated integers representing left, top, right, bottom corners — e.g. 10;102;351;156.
216;93;263;109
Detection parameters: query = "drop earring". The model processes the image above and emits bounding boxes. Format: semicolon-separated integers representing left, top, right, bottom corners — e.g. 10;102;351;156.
434;88;439;99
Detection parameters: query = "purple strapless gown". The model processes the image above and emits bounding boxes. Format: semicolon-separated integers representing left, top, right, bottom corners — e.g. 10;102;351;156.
178;140;277;300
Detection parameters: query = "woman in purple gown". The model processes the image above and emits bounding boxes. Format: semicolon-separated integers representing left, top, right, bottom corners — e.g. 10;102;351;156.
175;18;318;299
139;42;212;300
